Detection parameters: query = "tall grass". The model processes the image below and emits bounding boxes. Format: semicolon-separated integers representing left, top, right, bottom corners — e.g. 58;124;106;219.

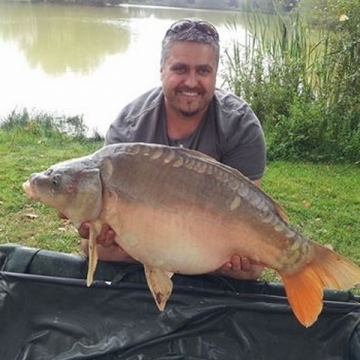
1;108;103;141
221;4;360;163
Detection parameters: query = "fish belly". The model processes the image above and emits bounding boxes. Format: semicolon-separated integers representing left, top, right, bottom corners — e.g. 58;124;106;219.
105;200;245;274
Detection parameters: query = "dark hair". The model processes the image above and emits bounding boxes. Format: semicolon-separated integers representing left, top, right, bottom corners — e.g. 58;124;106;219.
161;18;220;69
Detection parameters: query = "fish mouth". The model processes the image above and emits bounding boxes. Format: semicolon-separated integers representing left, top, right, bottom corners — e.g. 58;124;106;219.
22;180;37;199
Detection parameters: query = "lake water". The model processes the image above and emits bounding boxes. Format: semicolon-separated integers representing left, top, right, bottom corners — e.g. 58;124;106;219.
0;3;251;136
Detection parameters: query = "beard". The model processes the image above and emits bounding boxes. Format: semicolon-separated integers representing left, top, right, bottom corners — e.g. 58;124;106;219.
163;84;213;119
179;108;201;117
176;89;207;118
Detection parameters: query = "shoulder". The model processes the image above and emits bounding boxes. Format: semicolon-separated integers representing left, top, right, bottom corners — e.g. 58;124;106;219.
212;88;262;141
105;87;164;144
120;87;163;121
211;89;266;180
213;88;253;120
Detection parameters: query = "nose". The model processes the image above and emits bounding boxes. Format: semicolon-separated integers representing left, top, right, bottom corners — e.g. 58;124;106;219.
184;70;199;88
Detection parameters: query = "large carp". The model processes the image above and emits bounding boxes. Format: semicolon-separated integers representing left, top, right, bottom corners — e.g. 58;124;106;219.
23;143;360;327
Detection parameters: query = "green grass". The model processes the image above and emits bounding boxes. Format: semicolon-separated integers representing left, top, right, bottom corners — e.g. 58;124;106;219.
0;122;102;254
262;161;360;282
1;116;360;287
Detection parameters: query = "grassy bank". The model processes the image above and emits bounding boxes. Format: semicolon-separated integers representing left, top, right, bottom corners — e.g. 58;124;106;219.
0;114;359;285
0;112;102;253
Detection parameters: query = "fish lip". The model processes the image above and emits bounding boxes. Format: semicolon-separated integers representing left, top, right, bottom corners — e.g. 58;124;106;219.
22;180;37;199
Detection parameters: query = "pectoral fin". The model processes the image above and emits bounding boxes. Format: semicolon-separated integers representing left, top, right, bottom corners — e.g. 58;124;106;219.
144;264;174;311
86;222;102;286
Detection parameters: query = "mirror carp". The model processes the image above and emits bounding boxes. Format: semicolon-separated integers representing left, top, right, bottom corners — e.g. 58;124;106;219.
23;143;360;327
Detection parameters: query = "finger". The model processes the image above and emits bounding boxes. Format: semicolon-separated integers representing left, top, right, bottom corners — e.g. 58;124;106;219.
102;229;116;247
230;255;242;271
96;224;112;245
240;257;251;272
218;262;232;272
78;222;90;239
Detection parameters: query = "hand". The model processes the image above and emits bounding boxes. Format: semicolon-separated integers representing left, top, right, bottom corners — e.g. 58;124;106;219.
216;255;263;280
78;221;135;263
58;213;116;247
78;222;116;247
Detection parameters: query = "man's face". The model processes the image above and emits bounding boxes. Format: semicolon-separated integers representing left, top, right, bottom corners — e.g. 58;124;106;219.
161;41;217;118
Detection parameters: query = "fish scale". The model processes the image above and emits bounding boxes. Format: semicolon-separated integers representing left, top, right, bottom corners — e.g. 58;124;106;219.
121;144;277;218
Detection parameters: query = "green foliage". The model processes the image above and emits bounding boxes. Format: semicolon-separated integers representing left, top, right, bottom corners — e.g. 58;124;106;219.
263;160;360;264
221;3;360;163
1;108;88;140
298;0;352;27
265;98;327;161
0;119;103;254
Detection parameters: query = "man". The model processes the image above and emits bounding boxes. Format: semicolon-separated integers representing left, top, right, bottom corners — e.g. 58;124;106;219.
80;19;266;280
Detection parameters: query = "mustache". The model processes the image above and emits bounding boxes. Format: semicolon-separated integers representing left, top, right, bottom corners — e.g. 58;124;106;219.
176;87;204;94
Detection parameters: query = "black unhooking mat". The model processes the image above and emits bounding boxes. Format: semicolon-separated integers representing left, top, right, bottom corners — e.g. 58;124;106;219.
1;244;360;360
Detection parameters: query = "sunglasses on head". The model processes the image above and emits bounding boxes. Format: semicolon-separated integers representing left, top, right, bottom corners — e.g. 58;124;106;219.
166;19;219;40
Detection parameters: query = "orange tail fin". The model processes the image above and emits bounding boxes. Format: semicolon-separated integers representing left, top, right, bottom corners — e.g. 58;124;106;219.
280;243;360;328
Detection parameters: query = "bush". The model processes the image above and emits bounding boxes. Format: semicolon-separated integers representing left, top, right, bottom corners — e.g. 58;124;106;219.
221;3;360;163
1;108;88;140
265;98;327;161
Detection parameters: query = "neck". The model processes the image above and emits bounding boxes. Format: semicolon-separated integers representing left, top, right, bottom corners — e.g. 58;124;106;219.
165;106;206;140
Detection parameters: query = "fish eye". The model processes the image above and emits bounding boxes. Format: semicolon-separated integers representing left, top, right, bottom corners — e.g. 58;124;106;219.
51;175;61;188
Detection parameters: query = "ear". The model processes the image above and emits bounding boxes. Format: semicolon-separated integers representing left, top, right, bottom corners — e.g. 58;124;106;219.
67;168;103;226
160;67;164;80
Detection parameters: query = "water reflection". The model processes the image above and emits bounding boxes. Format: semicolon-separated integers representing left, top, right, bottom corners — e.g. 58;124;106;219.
0;3;131;74
0;3;251;135
119;4;240;24
0;3;250;75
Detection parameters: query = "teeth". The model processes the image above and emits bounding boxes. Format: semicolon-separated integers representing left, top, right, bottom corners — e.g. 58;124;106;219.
181;91;199;97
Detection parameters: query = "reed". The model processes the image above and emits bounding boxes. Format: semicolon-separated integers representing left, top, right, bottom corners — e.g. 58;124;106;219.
221;4;360;163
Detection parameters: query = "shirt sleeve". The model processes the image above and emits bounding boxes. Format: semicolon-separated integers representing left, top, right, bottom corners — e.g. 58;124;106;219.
104;87;164;146
222;124;266;180
218;98;266;181
104;110;129;146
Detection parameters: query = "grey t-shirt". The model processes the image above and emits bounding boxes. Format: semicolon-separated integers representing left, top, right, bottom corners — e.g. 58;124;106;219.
105;87;266;180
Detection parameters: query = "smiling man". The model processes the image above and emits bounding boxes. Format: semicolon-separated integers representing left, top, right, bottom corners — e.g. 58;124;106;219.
82;19;266;280
161;40;217;132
